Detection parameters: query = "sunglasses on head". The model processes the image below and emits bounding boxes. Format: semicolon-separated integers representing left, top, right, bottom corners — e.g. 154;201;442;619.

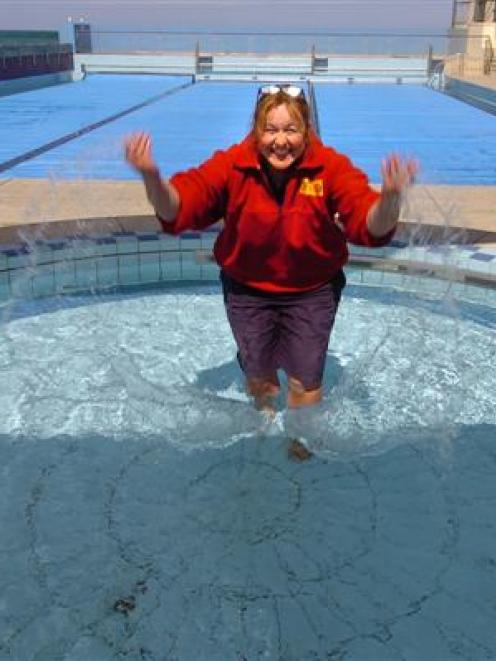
257;84;306;103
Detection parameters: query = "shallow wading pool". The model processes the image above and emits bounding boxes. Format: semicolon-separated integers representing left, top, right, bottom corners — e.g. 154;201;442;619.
1;268;495;659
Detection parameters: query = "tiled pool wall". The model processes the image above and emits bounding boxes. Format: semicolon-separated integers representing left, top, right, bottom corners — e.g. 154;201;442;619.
0;229;219;302
1;228;495;306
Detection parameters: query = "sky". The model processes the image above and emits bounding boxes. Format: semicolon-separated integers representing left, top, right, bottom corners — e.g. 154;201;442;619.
0;0;455;33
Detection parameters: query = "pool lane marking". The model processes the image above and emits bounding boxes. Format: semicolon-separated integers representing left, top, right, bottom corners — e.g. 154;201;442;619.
0;80;194;174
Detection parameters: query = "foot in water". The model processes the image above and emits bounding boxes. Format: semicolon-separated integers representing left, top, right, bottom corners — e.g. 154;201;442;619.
258;409;283;437
287;439;314;462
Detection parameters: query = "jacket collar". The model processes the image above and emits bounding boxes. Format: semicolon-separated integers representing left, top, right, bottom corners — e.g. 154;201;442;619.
233;131;325;171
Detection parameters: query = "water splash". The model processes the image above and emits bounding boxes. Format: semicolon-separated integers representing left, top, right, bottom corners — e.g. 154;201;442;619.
1;283;493;461
109;348;263;450
1;185;495;457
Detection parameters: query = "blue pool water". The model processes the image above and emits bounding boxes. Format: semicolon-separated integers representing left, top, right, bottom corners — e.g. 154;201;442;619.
0;76;495;183
0;75;191;169
315;83;496;184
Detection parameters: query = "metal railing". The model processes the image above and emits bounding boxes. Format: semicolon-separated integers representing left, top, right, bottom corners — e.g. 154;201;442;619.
87;29;449;57
427;61;446;90
307;81;321;136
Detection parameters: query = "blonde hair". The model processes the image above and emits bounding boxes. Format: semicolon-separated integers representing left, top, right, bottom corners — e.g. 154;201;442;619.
252;91;311;143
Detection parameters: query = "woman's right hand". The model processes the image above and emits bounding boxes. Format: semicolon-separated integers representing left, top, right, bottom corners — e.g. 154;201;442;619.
124;132;158;174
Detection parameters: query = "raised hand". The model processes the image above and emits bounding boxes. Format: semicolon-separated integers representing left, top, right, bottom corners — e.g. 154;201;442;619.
380;154;418;195
124;132;180;220
124;132;158;174
367;154;419;238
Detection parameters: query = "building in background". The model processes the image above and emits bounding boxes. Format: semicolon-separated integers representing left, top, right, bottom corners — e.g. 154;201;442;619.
448;0;496;76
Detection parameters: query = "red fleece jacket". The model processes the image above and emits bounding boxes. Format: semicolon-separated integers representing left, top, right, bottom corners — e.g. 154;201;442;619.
159;133;393;293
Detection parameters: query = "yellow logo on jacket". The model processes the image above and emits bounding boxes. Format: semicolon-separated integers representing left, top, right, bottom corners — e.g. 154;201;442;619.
299;178;324;197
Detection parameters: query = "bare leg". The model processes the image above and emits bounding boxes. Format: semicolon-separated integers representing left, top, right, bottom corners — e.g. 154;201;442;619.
286;377;320;460
246;375;280;414
287;377;322;409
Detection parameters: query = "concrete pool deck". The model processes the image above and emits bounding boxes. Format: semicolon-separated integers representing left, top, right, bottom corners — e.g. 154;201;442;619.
0;179;495;249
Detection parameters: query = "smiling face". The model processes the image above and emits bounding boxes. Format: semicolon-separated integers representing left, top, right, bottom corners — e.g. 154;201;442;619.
257;103;306;170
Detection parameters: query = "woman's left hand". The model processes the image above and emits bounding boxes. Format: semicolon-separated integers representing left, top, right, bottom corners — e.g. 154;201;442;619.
381;154;418;195
367;155;418;238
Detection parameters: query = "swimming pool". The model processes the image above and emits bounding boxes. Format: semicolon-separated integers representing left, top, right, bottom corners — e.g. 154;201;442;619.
1;77;496;182
1;75;496;659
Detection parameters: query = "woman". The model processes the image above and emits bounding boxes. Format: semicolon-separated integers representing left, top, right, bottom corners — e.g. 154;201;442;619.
125;84;416;426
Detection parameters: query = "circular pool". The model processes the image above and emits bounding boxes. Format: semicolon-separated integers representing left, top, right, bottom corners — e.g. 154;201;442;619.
0;273;495;659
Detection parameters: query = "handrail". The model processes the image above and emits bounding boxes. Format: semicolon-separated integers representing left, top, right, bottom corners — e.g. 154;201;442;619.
426;60;445;90
307;80;321;136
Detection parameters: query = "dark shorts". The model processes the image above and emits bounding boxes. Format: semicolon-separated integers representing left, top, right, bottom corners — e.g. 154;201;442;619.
221;271;346;391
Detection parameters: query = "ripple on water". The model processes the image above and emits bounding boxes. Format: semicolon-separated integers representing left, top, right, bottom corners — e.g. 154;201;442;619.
0;284;494;456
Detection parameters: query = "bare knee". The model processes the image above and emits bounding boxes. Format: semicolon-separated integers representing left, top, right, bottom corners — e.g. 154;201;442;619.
247;376;280;412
